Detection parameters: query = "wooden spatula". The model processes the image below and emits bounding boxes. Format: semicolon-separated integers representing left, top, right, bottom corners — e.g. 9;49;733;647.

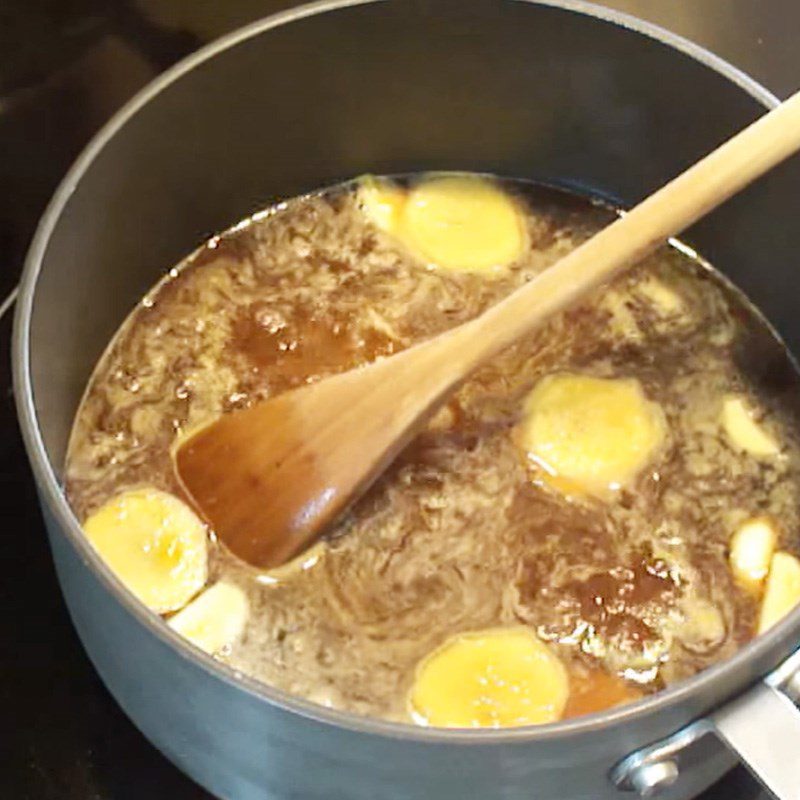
176;90;800;570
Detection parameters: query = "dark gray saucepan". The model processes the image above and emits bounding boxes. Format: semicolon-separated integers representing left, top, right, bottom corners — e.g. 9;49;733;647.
13;1;800;798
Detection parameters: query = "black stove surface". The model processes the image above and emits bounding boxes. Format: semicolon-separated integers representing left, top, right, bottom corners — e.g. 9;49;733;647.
2;2;796;798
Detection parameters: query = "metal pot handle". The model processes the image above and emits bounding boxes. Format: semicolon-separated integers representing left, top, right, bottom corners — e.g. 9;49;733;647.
611;648;800;798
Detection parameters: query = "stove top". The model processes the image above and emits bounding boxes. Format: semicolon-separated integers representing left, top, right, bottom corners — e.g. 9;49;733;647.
2;2;796;797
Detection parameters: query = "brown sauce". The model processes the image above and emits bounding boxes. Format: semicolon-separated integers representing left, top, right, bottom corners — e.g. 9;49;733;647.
65;176;800;723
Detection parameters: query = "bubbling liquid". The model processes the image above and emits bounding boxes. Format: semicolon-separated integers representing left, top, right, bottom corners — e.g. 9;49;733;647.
65;176;800;724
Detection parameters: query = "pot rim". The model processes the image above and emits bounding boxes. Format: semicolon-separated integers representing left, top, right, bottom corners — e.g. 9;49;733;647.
13;0;800;745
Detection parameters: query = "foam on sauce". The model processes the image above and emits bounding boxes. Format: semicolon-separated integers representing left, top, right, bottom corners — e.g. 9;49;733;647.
65;176;800;723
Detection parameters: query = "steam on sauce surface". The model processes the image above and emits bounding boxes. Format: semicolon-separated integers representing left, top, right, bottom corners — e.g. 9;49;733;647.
65;174;800;726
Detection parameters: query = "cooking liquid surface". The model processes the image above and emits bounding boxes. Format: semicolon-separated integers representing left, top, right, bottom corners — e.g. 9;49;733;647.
65;177;800;723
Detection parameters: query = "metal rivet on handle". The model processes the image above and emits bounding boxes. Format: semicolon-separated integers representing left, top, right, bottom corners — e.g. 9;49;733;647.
627;760;680;797
610;719;710;795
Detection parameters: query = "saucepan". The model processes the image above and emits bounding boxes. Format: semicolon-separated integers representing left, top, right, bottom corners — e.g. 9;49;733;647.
13;0;800;797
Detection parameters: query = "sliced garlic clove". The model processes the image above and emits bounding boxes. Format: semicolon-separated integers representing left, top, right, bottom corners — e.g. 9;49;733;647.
730;517;777;593
636;276;684;315
169;582;249;655
758;551;800;634
356;175;406;232
721;395;779;457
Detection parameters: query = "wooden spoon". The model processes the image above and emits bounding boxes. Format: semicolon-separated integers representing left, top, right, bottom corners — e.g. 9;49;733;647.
176;90;800;569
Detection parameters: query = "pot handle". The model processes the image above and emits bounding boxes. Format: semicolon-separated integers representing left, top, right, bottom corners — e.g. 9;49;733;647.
711;675;800;799
611;648;800;798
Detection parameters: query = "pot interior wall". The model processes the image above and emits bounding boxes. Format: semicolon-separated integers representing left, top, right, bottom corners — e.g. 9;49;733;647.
27;0;800;473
